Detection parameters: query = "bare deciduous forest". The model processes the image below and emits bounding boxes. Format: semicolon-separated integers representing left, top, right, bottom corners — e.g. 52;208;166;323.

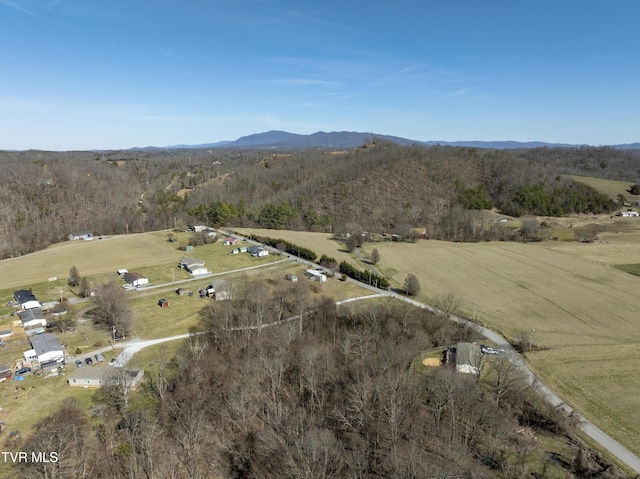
1;144;638;258
12;282;630;478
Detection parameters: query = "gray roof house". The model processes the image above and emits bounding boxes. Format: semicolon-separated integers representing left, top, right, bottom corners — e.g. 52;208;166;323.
18;308;47;330
28;333;64;364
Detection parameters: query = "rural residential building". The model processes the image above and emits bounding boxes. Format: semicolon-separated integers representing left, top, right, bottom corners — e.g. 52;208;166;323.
247;245;269;257
178;257;209;276
27;333;64;364
14;290;41;310
68;230;94;241
455;342;482;375
68;367;144;388
18;308;47;335
123;272;149;287
223;237;240;246
306;269;327;282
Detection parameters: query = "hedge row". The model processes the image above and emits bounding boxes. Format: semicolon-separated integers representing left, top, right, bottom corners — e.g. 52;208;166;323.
247;234;318;262
339;261;389;289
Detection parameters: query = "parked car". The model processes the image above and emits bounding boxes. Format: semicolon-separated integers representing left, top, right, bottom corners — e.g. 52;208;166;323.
84;357;93;365
95;353;104;362
75;360;83;367
15;367;31;376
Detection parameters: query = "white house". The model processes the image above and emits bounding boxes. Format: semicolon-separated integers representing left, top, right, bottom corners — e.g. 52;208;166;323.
18;308;47;335
14;290;41;310
29;333;64;364
68;367;144;388
178;258;209;276
123;272;149;287
247;245;269;257
305;269;327;282
68;230;94;241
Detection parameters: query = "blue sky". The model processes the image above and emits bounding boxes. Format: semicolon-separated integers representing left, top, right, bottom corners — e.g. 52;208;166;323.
1;0;639;150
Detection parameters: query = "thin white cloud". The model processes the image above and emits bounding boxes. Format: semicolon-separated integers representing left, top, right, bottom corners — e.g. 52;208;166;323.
270;78;339;88
0;0;39;17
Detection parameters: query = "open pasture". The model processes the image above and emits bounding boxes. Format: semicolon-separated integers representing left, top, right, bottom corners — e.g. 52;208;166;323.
0;232;182;291
531;344;640;456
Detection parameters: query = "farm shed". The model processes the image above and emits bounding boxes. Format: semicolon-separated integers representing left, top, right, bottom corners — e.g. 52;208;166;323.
68;230;93;241
123;272;149;287
285;274;298;282
39;361;60;374
68;367;144;388
29;333;64;364
176;288;186;296
13;290;41;311
18;308;47;329
157;298;169;308
455;342;482;375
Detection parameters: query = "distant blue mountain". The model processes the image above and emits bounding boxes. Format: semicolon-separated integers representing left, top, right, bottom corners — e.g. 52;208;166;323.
151;131;639;150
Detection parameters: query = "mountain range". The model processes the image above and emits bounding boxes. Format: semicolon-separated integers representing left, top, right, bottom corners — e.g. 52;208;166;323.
161;130;640;151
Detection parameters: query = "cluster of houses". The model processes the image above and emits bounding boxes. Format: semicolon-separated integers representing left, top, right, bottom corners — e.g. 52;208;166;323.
9;289;145;389
224;236;269;257
12;290;65;376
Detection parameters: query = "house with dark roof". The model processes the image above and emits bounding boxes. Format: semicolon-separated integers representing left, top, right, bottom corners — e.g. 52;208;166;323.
13;290;41;310
18;308;47;336
18;308;46;328
247;245;269;257
123;272;149;287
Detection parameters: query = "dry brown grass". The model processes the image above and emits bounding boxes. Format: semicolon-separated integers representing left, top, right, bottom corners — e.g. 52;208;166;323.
0;232;182;290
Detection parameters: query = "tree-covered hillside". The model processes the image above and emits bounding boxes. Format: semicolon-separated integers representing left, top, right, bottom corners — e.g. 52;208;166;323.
0;144;635;258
